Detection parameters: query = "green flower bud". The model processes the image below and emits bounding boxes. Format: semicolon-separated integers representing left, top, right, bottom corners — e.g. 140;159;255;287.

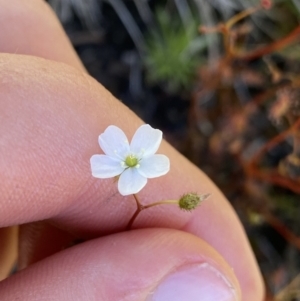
179;193;210;211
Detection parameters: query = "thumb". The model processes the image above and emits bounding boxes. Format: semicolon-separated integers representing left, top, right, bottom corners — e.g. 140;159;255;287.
0;229;241;301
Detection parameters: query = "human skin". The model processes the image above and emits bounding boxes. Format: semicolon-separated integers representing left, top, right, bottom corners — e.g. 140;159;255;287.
0;1;264;300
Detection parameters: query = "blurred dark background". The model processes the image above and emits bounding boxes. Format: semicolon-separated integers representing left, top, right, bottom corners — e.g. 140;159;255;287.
46;0;300;299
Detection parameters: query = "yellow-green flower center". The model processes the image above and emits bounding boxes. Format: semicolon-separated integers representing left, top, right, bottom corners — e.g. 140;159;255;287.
125;155;139;167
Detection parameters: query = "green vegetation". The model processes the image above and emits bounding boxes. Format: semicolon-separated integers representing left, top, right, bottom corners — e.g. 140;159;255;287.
144;9;206;94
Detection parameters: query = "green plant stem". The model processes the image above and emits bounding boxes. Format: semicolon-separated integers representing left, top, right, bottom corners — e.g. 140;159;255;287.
126;195;179;230
143;200;179;209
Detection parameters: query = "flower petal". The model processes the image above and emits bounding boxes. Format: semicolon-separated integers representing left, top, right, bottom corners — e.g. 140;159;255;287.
138;154;170;178
130;124;162;158
90;155;124;178
98;126;130;159
118;168;147;195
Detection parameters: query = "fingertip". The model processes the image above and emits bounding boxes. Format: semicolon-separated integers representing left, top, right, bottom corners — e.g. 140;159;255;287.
0;229;243;301
0;0;84;70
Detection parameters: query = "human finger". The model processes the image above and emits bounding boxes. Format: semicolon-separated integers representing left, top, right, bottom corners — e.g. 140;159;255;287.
0;0;84;70
0;229;242;301
0;54;263;300
0;0;87;278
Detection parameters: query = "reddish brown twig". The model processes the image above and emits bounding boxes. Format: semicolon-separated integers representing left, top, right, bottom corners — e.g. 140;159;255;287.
263;211;300;251
237;25;300;61
126;194;144;230
247;118;300;167
245;119;300;194
246;167;300;194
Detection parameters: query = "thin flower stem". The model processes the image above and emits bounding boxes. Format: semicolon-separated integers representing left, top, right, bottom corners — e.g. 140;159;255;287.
126;207;141;230
133;193;143;208
126;196;179;230
143;200;179;209
126;194;144;230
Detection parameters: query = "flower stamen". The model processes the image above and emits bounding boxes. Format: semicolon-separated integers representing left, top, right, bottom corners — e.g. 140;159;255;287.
125;155;139;167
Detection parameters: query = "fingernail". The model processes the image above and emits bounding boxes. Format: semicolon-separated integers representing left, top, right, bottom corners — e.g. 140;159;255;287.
148;263;239;301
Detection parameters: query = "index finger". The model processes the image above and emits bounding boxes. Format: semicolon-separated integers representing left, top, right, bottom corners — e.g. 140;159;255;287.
0;53;263;301
0;1;263;300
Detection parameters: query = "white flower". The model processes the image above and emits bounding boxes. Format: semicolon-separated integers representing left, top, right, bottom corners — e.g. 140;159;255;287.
90;124;170;196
